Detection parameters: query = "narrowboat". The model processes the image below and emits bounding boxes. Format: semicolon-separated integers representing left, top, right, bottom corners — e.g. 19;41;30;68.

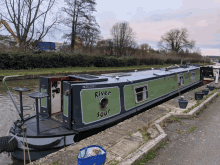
1;64;208;161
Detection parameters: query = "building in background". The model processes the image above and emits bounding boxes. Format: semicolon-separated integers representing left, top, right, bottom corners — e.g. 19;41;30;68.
208;56;220;63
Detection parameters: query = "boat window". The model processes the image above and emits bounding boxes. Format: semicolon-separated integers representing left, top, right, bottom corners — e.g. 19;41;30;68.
135;85;148;103
178;75;184;86
191;72;195;82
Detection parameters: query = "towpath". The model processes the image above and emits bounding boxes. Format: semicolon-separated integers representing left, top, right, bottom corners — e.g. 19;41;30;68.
146;89;220;165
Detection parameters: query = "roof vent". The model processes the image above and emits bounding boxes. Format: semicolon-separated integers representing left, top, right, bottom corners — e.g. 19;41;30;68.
115;76;119;80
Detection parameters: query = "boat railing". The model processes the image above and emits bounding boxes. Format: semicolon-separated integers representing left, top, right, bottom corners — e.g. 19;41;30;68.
3;75;25;122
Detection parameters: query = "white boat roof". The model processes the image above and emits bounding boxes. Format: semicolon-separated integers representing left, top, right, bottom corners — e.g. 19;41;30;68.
69;65;199;85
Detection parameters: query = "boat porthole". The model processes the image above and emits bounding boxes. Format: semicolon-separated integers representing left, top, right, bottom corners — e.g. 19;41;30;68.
99;97;109;111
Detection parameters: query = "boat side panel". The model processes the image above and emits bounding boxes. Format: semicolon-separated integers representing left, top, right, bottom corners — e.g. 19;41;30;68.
124;69;200;110
80;87;121;124
70;67;200;131
124;74;178;110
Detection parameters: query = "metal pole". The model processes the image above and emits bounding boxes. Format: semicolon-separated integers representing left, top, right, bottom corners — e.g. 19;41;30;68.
35;99;40;134
19;92;23;118
3;75;24;122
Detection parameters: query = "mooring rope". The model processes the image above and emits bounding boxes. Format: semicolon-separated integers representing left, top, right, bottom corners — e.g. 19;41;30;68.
22;125;31;163
25;133;31;163
23;132;26;165
0;136;17;153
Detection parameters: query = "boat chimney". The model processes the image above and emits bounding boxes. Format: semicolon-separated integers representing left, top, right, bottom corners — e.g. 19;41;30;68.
115;76;119;80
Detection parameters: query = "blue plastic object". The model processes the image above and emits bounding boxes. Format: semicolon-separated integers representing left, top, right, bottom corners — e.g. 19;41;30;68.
77;145;106;165
37;42;55;50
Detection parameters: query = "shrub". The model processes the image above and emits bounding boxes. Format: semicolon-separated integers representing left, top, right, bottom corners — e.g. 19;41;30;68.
0;51;202;70
93;56;109;67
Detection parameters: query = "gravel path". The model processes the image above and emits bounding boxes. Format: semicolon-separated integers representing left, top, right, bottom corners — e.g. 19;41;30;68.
147;93;220;165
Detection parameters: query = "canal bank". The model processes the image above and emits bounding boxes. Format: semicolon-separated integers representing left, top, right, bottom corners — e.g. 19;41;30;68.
0;66;166;81
0;63;209;81
27;81;220;165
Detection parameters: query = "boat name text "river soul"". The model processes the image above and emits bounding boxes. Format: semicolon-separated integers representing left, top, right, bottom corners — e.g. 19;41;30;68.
95;91;111;98
97;109;110;118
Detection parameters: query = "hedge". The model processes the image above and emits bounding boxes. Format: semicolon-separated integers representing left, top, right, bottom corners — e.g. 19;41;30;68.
0;52;202;70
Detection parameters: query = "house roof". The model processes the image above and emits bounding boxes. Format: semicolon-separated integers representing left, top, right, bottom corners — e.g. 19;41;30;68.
208;56;220;58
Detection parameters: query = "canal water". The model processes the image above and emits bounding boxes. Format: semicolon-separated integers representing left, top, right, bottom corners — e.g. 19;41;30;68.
0;78;40;165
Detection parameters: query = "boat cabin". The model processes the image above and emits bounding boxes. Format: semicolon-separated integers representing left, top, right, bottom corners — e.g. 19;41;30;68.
39;65;201;132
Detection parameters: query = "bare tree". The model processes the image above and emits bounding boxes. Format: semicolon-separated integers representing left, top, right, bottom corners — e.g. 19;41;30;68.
80;16;101;52
140;43;150;55
97;39;114;55
62;0;98;52
0;0;59;48
110;22;136;57
158;28;195;53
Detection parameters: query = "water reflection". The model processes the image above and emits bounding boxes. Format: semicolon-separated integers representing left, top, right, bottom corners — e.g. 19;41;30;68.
0;78;40;165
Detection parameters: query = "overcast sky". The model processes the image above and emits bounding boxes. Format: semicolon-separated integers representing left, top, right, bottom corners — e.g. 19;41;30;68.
1;0;220;56
93;0;220;56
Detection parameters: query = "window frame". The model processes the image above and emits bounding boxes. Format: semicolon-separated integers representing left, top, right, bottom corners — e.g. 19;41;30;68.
134;84;148;103
191;72;195;82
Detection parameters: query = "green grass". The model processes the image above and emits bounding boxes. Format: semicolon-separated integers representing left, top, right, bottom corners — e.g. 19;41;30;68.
135;151;156;165
53;161;59;165
0;65;170;76
109;160;119;165
158;141;167;149
161;116;181;128
176;129;182;134
185;126;196;134
167;116;181;123
0;63;210;77
135;141;167;165
139;126;151;142
161;113;166;117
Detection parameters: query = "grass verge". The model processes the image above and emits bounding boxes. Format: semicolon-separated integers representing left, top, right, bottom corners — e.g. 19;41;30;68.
0;65;170;76
0;63;210;77
137;125;151;142
185;126;197;134
134;141;167;165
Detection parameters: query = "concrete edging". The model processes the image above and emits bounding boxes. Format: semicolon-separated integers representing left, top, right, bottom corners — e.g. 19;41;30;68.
118;91;219;165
